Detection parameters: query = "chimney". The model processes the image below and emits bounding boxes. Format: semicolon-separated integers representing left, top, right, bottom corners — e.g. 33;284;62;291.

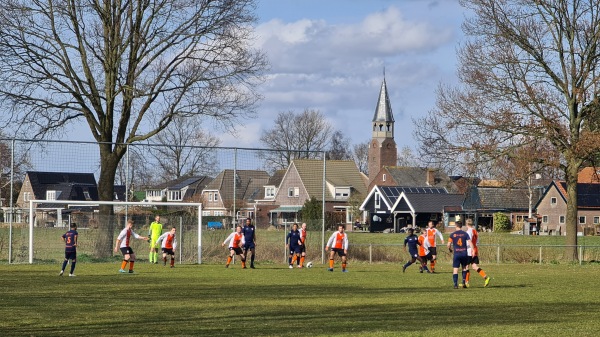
426;169;435;186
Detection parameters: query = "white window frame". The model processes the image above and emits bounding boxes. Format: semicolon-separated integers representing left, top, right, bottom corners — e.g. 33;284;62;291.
288;187;299;198
559;216;565;224
214;192;219;201
375;192;381;209
202;211;210;216
214;211;224;216
542;215;548;223
382;174;386;182
550;197;557;205
46;190;56;200
23;192;31;202
594;216;599;224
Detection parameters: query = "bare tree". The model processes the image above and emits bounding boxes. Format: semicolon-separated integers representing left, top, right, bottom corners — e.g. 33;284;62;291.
414;0;600;261
326;130;352;160
352;141;369;175
148;116;221;180
0;136;31;207
260;109;332;170
0;0;267;256
397;146;419;167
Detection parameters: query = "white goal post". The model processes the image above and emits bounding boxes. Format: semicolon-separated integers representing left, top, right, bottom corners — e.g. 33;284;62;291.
28;200;203;264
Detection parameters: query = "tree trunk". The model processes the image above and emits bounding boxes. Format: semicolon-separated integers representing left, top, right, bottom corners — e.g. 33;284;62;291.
564;161;580;262
95;144;121;258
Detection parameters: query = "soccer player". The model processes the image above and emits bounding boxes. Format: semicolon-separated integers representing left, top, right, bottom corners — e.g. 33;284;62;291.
242;217;257;269
114;219;148;274
286;223;302;268
325;224;349;272
417;229;432;273
447;221;472;289
298;222;308;268
148;215;163;264
465;219;491;287
60;223;78;277
156;226;177;268
426;220;445;272
401;228;428;273
222;225;246;268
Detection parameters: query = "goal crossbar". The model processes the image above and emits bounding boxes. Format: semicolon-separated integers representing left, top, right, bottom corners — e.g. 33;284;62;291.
28;200;203;264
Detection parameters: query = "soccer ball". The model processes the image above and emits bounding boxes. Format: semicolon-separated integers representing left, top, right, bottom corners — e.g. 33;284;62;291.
306;261;313;268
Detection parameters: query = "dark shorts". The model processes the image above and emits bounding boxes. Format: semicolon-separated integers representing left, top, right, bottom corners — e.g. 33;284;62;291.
429;247;438;255
470;256;480;264
452;255;470;268
64;251;76;260
162;248;175;256
331;248;346;257
420;253;433;261
120;247;134;255
408;250;418;259
230;247;243;255
244;242;255;250
289;245;301;254
300;244;306;253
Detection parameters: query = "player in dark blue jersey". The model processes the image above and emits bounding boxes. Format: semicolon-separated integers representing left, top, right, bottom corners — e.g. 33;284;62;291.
242;217;256;269
60;224;78;277
401;228;428;272
286;223;302;269
447;221;472;289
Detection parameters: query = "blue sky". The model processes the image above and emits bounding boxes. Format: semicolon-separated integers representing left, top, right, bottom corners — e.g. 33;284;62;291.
219;0;467;151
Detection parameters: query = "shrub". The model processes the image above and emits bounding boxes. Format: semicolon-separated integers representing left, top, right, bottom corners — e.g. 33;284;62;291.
493;212;511;232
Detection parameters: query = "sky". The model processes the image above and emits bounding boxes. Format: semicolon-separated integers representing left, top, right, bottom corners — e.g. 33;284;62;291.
219;0;467;151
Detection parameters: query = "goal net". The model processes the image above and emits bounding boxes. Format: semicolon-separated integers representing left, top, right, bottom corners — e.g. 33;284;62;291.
21;200;203;264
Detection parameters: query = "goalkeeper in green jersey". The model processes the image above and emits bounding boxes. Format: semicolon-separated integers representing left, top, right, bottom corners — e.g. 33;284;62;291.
148;215;163;263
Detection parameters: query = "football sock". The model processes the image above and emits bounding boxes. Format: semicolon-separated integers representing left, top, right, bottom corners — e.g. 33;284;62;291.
288;256;292;265
292;255;297;264
403;261;412;268
462;270;467;283
453;274;458;286
477;268;487;278
251;254;255;265
430;260;436;271
149;252;153;263
226;256;232;265
70;261;76;274
342;262;347;270
300;256;305;266
242;260;246;268
121;260;128;270
129;261;135;271
465;270;471;283
329;259;334;268
163;257;167;264
61;260;68;272
170;258;174;267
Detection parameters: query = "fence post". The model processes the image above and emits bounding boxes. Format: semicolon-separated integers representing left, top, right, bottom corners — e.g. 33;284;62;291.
369;244;372;264
497;244;500;264
539;245;542;264
179;217;183;264
579;245;583;265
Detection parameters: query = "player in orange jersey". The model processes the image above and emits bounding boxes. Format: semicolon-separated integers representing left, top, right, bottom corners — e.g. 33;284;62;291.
325;224;349;272
222;225;246;268
156;226;178;268
298;223;308;268
426;221;445;273
417;230;432;273
465;219;490;287
114;219;149;274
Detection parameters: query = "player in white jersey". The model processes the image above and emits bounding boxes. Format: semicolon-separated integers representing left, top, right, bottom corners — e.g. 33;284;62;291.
465;219;490;287
114;219;148;274
156;227;178;268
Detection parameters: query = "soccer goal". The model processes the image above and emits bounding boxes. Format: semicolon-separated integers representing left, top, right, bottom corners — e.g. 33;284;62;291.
26;200;203;264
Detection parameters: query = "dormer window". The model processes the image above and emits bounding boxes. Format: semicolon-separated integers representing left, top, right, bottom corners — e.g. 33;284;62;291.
265;187;275;198
46;190;57;200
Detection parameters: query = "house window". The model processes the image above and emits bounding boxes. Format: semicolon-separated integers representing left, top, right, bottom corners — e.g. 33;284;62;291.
288;187;299;197
542;215;548;223
202;211;210;216
214;211;224;216
579;216;586;224
266;187;275;198
375;192;381;209
334;188;350;199
23;192;31;202
169;190;181;201
550;197;557;205
382;174;386;182
214;192;219;201
46;190;56;200
83;191;91;200
594;216;599;224
559;216;565;224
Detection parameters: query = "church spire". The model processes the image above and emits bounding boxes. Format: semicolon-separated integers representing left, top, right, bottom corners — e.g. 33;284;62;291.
372;76;394;138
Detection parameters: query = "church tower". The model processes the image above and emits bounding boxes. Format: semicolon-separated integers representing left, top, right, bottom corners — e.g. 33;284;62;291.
368;76;397;183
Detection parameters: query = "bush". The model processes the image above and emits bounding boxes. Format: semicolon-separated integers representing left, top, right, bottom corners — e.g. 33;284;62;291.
493;212;511;232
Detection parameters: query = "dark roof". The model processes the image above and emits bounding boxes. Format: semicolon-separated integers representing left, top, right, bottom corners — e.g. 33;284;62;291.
26;171;97;201
464;186;544;211
385;167;457;192
558;181;600;208
394;193;465;213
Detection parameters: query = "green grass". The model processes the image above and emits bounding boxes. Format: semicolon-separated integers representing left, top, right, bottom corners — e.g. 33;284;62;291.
0;262;599;336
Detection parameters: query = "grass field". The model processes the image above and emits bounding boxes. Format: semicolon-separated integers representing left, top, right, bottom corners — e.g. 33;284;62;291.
1;261;598;336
